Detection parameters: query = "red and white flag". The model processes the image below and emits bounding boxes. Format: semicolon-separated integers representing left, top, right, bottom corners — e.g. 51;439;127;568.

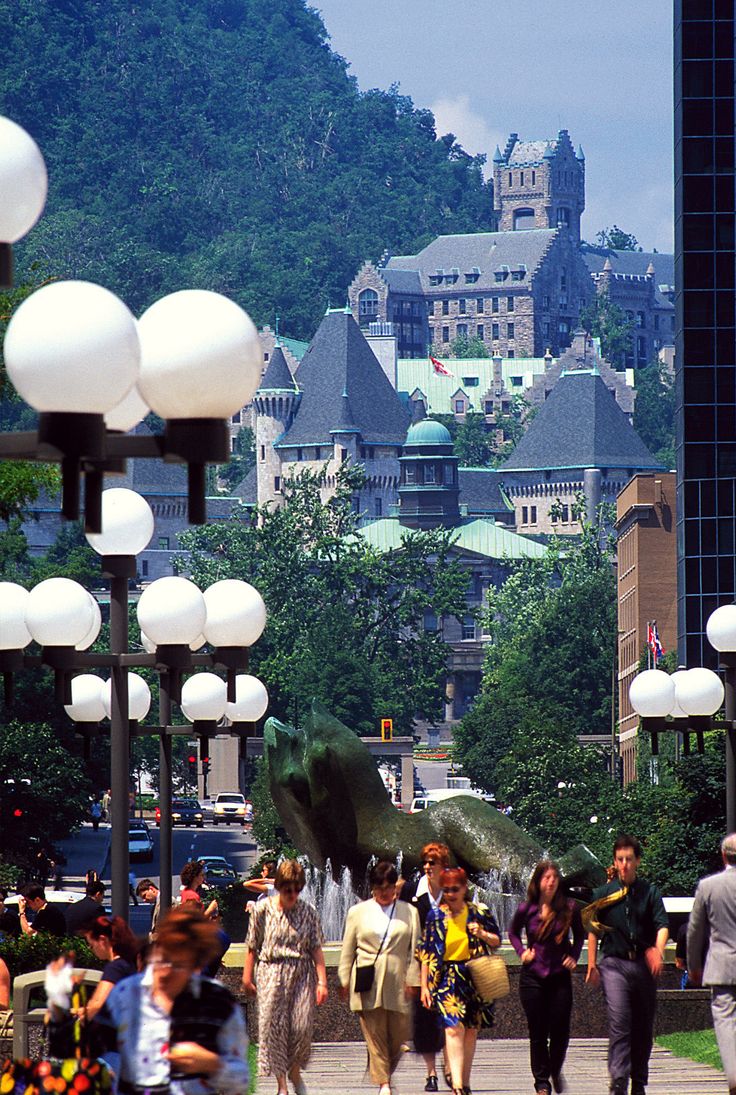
430;355;454;377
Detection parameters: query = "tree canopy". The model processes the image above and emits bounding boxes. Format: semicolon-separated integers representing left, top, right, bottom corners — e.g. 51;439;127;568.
595;226;642;252
579;292;634;369
633;361;675;469
1;0;493;337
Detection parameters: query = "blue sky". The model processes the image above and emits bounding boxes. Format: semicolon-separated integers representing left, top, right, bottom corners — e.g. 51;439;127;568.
314;0;674;253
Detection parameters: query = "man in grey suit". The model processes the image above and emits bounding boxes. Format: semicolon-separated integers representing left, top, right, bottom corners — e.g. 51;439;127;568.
688;833;736;1094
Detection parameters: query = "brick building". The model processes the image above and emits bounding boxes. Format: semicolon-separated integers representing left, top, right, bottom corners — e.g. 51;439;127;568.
615;472;677;784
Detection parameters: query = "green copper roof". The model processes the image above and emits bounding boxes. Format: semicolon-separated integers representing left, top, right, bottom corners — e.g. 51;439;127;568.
397;357;549;415
356;517;547;560
405;419;453;446
279;335;309;362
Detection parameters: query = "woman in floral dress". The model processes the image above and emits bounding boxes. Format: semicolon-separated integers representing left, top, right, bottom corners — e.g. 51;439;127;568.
243;860;327;1095
418;867;501;1095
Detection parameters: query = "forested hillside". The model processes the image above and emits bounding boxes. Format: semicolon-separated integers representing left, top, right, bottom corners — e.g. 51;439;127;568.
0;0;493;336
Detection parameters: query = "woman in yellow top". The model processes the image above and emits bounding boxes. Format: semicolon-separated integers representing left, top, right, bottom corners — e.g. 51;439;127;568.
418;867;501;1095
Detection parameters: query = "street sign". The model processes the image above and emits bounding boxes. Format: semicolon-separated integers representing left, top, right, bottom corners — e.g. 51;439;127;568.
380;718;393;742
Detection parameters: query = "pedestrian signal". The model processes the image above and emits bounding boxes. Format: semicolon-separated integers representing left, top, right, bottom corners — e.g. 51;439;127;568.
380;718;393;742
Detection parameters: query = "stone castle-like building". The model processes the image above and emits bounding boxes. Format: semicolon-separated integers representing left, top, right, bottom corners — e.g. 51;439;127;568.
348;129;675;367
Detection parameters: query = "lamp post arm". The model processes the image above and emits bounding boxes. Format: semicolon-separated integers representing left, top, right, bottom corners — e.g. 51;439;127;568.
109;572;131;921
159;672;173;916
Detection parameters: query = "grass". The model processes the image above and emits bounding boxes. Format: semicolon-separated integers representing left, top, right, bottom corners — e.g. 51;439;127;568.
656;1029;723;1072
249;1042;258;1093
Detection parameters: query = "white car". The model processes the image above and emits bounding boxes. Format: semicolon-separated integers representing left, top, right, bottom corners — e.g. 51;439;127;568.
212;792;247;825
128;821;154;862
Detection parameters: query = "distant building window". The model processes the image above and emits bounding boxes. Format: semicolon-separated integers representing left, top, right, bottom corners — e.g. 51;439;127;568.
513;208;536;231
369;447;375;459
462;616;476;641
511;376;523;386
442;326;450;342
484;400;494;414
259;445;265;462
560;269;567;291
424;611;438;633
425;465;436;484
522;506;529;524
274;476;281;492
637;336;647;360
637;311;646;328
531;170;536;185
477;324;484;341
158;536;169;550
507;296;514;312
542;295;550;309
507;323;515;339
455;399;465;414
476;298;484;313
492;323;500;340
559;320;570;334
462;377;480;386
231;411;241;424
530;505;537;523
543;321;550;337
340;448;348;463
428;325;434;343
508;172;512;186
405;466;416;484
444;464;454;485
520;170;524;185
557;207;570;227
459;298;467;314
457;323;468;338
492;297;499;313
360;446;366;460
442;300;449;315
507;349;515;358
141;560;149;577
297;447;303;460
654;314;660;330
562;504;569;521
315;447;322;460
358;288;379;318
375;497;382;517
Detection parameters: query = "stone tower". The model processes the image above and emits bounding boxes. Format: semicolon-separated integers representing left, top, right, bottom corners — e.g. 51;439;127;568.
398;419;460;530
252;345;300;508
493;129;585;244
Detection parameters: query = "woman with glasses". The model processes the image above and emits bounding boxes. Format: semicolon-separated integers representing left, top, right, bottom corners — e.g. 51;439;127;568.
509;860;583;1095
400;843;451;1091
418;867;500;1095
98;905;249;1094
338;860;421;1095
243;859;327;1095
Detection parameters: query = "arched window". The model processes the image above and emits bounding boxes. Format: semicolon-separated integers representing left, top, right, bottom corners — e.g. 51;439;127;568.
556;207;570;227
358;288;379;319
513;208;536;231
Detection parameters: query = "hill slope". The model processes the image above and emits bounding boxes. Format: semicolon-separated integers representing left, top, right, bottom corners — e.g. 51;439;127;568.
0;0;494;335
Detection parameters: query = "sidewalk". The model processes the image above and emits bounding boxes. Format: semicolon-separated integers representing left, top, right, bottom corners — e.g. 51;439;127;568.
292;1039;723;1094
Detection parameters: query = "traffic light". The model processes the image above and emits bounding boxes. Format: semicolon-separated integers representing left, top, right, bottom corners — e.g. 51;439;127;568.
202;756;211;776
380;718;393;742
188;754;197;772
12;807;23;819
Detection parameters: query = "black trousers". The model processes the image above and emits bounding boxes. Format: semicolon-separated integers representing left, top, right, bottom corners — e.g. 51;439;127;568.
518;966;573;1089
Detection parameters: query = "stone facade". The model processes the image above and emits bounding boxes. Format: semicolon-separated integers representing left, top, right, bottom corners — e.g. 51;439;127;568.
525;329;636;419
493;129;586;243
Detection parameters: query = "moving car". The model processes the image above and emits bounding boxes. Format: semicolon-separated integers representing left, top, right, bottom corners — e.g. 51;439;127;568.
154;798;204;828
212;792;247;825
198;855;239;888
128;821;154;862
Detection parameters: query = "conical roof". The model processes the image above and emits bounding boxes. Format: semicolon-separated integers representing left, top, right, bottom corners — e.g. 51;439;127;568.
278;311;410;447
501;371;664;473
258;345;297;391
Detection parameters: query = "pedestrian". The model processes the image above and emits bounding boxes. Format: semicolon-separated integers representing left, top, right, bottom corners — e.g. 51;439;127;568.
86;868;101;887
400;842;451;1091
584;833;668;1095
180;860;218;919
91;798;102;831
135;878;161;938
101;788;111;821
687;832;736;1095
78;915;138;1021
339;860;421;1095
65;879;106;935
417;866;501;1095
509;859;584;1095
35;847;50;885
18;883;67;937
93;906;249;1093
243;859;327;1095
128;870;139;906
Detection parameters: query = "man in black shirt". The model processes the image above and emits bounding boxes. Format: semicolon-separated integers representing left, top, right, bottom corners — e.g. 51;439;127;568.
65;880;106;935
585;834;668;1095
18;884;67;938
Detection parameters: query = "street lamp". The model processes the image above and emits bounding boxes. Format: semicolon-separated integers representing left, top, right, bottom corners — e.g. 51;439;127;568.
0;116;47;285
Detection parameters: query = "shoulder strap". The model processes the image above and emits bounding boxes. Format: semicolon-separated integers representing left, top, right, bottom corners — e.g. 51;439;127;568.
371;901;396;968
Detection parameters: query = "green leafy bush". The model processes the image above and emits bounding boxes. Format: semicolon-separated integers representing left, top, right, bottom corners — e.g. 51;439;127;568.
0;933;101;981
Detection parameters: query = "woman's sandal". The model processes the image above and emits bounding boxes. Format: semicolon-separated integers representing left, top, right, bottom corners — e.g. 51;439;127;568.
444;1071;453;1089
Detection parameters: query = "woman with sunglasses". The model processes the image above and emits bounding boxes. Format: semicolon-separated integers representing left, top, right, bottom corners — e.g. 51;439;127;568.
508;860;583;1095
400;843;451;1092
339;860;421;1095
98;905;249;1093
418;867;500;1095
243;859;327;1095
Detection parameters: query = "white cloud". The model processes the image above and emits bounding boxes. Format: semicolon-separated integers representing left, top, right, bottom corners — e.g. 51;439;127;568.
429;95;505;175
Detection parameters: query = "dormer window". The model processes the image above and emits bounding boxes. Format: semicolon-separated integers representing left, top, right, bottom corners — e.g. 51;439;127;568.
494;265;510;283
464;267;481;283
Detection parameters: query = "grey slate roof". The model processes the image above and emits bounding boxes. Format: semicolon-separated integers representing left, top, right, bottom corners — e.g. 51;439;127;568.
581;245;675;296
231;464;258;504
278;311;411;447
500;370;665;473
114;425;188;494
507;139;555;165
258;345;297;391
380;268;423;294
386;230;557;293
458;468;513;517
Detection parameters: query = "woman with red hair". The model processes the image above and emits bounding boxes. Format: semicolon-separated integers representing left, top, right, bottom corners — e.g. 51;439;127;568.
418;867;500;1095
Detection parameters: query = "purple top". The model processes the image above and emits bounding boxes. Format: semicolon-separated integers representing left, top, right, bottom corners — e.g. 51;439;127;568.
508;899;584;977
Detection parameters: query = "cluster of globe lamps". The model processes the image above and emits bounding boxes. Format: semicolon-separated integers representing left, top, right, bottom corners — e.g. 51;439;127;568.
629;604;736;831
1;117;271;916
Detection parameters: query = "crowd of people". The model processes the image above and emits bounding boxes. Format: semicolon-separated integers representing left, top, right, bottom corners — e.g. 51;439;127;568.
5;832;736;1095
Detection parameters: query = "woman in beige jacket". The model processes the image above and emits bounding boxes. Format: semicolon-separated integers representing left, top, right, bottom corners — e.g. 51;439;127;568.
339;860;421;1095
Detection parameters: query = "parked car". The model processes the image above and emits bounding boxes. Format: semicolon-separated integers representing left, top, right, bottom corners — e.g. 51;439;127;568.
212;792;247;825
198;856;239;888
155;798;204;828
128;821;154;862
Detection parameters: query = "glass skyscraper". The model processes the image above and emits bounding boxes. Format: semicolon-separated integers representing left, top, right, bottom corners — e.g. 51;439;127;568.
675;0;736;667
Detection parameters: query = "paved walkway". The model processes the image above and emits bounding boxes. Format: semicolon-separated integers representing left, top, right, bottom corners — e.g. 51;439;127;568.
287;1039;724;1094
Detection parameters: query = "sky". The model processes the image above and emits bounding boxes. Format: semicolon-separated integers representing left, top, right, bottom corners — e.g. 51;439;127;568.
314;0;674;253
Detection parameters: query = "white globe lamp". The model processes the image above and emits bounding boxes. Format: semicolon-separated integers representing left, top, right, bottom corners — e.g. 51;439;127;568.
26;578;96;647
64;674;106;723
225;674;269;723
629;669;675;718
104;384;149;433
75;595;102;651
668;669;691;718
180;673;227;723
85;488;154;557
102;673;151;722
675;667;725;717
707;605;736;653
0;116;47;244
203;579;267;647
0;582;32;650
136;576;206;647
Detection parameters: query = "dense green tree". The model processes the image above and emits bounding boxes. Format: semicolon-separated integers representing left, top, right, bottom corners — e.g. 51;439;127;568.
177;462;469;732
633;361;675;468
595;226;642;252
449;335;490;359
1;0;494;335
579;292;634;369
218;427;256;492
453;411;494;468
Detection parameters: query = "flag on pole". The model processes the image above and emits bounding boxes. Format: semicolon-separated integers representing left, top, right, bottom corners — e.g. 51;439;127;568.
430;355;454;377
647;621;665;665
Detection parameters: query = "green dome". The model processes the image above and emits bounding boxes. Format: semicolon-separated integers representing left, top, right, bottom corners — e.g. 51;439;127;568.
404;419;453;446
